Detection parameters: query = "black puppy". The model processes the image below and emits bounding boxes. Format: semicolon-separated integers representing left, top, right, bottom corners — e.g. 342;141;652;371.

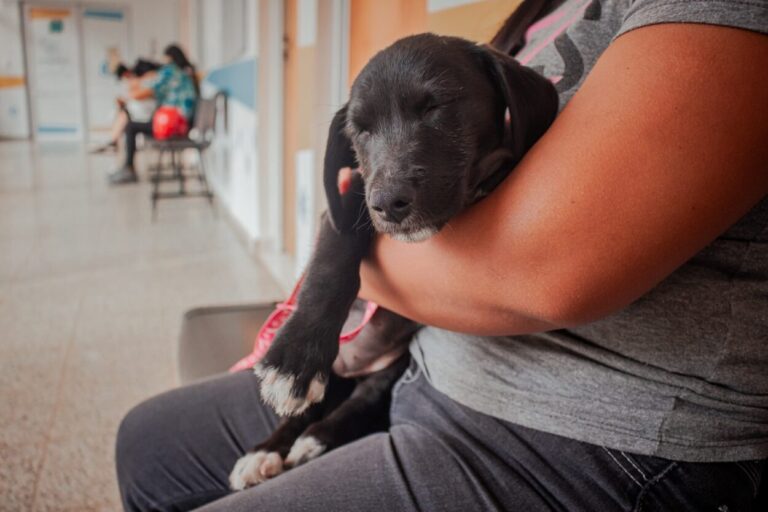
230;303;418;489
258;33;557;414
229;33;557;489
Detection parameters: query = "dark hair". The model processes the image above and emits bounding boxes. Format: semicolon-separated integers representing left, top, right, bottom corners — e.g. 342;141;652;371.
163;43;199;95
114;63;130;80
132;59;161;77
490;0;565;55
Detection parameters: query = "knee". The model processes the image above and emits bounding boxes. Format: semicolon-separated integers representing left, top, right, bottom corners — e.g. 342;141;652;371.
124;122;140;140
115;397;167;511
116;399;148;472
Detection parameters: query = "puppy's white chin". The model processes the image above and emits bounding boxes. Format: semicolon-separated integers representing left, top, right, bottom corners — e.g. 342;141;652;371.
390;226;438;243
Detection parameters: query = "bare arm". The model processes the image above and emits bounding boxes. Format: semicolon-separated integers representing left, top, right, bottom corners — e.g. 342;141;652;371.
359;23;768;335
128;87;154;100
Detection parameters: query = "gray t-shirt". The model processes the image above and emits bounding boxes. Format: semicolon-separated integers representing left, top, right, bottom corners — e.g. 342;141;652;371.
412;0;768;463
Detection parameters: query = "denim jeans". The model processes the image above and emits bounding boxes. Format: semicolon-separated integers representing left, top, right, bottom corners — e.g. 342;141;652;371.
123;121;152;168
116;362;764;511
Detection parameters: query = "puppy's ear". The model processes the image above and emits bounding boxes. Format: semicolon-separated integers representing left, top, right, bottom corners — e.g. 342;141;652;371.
322;105;361;233
479;45;559;160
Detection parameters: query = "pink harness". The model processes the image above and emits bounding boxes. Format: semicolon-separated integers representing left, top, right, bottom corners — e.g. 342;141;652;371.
230;166;377;372
229;276;379;372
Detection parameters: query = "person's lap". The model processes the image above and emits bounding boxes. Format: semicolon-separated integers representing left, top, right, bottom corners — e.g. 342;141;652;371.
116;371;276;510
116;362;761;511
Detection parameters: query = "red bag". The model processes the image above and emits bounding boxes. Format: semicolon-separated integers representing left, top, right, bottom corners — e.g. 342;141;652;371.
152;106;189;139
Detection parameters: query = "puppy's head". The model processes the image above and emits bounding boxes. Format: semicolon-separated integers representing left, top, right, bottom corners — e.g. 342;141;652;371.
325;34;558;241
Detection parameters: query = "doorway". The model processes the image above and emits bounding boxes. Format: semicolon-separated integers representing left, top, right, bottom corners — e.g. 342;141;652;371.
80;6;131;142
22;3;131;142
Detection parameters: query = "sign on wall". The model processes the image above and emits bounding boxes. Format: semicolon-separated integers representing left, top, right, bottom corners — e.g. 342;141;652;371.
25;6;85;139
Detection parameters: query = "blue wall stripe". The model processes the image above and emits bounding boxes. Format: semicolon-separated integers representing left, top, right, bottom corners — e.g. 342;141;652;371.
203;58;257;110
83;9;124;21
37;125;78;133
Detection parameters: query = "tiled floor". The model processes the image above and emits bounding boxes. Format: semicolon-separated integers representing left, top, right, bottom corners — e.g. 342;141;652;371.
0;141;283;511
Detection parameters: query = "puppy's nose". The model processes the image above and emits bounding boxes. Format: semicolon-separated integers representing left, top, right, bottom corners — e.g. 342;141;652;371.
369;188;414;224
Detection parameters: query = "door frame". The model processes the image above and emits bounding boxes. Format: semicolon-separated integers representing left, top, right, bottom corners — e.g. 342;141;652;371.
80;2;133;142
257;0;286;255
257;0;349;257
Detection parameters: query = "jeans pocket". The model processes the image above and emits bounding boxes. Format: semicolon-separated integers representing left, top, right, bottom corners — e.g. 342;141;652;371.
627;456;765;512
601;447;676;489
734;459;763;498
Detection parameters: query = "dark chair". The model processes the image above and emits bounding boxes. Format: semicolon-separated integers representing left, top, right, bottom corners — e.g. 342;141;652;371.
148;92;227;218
177;303;276;384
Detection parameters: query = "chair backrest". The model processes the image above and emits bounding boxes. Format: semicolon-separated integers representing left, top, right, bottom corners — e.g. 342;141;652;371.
190;92;227;142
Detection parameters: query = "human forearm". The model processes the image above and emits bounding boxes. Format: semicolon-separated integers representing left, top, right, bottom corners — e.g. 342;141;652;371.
358;199;563;335
359;24;768;336
129;87;154;100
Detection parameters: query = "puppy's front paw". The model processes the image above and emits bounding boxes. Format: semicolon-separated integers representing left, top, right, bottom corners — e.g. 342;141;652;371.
285;435;327;467
255;317;338;416
254;364;327;416
229;451;284;490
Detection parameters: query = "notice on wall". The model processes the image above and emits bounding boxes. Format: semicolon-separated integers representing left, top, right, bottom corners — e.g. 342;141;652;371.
27;7;83;137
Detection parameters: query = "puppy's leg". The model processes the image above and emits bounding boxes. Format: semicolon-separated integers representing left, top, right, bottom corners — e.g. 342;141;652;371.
229;412;317;490
285;355;410;467
255;106;368;416
230;375;355;490
256;207;372;416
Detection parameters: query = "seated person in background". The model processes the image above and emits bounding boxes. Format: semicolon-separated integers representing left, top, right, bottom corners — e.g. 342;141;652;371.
108;44;199;185
91;59;160;154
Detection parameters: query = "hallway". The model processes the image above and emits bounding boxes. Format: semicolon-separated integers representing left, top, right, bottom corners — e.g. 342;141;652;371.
0;141;282;511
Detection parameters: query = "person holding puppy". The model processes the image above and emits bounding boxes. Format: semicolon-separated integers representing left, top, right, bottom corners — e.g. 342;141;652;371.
116;0;768;510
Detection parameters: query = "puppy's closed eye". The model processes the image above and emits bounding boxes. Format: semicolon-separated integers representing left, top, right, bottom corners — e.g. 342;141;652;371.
422;101;440;115
415;95;442;117
346;104;373;136
420;97;462;123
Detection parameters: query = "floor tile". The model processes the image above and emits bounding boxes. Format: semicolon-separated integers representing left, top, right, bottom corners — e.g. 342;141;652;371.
0;141;281;510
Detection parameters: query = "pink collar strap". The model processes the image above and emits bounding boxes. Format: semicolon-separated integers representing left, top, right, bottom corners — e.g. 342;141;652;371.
229;276;379;372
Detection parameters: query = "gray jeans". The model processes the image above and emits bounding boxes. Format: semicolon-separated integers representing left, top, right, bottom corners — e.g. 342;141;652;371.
116;362;764;511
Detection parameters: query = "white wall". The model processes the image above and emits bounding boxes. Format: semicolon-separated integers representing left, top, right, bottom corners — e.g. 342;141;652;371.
195;0;261;242
203;83;260;241
127;0;181;61
0;0;30;138
189;0;349;290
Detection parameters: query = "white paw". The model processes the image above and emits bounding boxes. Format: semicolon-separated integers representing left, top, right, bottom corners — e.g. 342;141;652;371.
254;365;326;416
229;450;284;490
285;435;326;467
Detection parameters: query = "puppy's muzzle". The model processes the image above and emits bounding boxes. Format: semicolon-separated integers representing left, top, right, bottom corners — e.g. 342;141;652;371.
368;185;415;224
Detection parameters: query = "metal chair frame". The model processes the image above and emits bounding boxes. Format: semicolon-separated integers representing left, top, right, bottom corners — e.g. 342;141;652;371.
148;92;227;219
